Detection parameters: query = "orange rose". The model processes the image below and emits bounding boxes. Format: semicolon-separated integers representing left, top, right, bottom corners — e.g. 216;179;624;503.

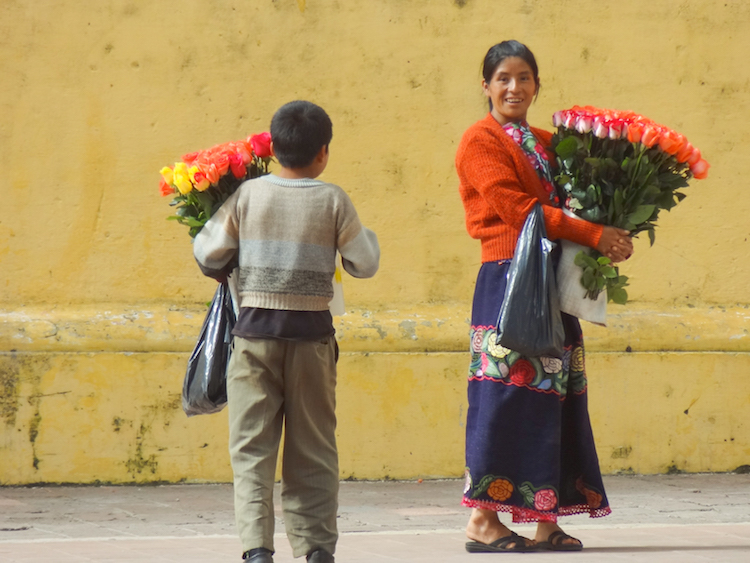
159;178;173;197
690;158;710;179
640;125;660;148
626;123;644;143
658;130;683;155
203;163;221;185
585;489;603;508
676;141;694;163
212;152;230;176
487;479;513;501
687;146;702;166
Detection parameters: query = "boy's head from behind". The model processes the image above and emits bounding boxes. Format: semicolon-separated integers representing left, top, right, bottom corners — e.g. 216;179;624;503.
270;101;333;169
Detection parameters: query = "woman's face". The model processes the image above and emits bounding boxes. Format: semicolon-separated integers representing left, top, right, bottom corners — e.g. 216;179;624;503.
482;56;538;125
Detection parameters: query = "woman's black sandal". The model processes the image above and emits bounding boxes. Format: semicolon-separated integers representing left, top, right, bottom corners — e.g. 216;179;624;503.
465;532;538;553
536;530;583;551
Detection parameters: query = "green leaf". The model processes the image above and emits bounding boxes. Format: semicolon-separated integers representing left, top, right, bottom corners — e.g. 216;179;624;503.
608;287;628;305
575;251;599;270
555;136;582;159
627;204;656;225
601;266;618;278
596;256;612;266
648;228;656;246
580;207;605;223
614;189;624;217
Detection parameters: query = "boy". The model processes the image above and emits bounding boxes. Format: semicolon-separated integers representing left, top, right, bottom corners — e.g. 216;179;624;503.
193;100;380;563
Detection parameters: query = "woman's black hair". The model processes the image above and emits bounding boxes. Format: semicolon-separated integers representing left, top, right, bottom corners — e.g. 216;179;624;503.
482;40;540;110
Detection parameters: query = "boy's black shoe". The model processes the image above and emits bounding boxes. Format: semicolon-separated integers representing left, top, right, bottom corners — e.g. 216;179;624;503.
307;549;335;563
242;547;274;562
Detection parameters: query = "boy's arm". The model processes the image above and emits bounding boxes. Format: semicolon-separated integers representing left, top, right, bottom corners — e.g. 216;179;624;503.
336;193;380;279
193;193;240;281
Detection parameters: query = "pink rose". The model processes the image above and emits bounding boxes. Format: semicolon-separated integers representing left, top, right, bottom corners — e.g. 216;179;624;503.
471;331;483;353
250;132;273;158
575;115;593;134
534;489;557;511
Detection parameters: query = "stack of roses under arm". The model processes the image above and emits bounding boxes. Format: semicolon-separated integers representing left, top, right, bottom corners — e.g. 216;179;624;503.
552;106;709;179
550;105;710;307
159;132;273;237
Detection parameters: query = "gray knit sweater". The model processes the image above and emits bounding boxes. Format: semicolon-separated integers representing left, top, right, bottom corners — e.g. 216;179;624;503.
193;174;380;311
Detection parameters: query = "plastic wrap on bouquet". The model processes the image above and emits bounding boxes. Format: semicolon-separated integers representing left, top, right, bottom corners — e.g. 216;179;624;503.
557;239;607;326
329;253;345;316
182;282;236;417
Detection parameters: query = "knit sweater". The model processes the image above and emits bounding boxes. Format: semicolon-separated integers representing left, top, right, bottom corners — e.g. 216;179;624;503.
456;113;603;262
193;175;380;311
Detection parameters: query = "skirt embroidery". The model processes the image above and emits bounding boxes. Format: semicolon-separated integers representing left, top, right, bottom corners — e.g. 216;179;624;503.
463;260;611;523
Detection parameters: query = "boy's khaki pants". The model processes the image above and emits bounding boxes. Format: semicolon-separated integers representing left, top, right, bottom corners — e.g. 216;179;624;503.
227;336;339;558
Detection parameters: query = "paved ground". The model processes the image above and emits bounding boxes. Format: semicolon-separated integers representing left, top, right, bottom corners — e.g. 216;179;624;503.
1;474;749;562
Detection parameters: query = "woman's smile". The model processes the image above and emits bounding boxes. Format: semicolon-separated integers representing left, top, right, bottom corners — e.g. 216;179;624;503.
482;56;538;125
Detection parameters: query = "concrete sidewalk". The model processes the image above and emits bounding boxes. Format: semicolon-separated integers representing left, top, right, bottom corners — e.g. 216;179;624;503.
1;474;749;562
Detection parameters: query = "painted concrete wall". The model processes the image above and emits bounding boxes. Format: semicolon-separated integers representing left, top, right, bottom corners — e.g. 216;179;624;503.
1;1;749;484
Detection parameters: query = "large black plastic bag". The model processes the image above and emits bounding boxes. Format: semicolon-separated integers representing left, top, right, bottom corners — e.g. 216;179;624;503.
182;282;236;416
495;203;565;358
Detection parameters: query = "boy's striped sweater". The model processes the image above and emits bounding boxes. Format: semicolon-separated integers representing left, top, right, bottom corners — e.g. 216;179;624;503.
194;175;380;311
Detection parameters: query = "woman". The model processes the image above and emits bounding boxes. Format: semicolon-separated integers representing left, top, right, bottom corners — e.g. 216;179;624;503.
455;40;633;552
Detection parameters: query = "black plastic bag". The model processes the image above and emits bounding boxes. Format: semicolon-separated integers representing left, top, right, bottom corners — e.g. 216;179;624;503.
495;203;565;358
182;282;236;416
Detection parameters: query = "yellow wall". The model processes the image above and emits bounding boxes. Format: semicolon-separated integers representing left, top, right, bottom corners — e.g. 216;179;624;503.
2;1;749;484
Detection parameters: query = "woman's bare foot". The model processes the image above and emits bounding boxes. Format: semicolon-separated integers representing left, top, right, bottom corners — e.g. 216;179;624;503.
466;509;535;549
535;521;583;549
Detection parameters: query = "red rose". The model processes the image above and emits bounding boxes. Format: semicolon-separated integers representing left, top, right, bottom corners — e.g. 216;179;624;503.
250;132;273;158
509;359;535;386
228;153;246;179
534;488;557;511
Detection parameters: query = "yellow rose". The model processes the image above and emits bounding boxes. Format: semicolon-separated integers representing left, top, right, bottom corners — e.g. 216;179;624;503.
173;162;193;195
570;347;585;372
159;166;174;185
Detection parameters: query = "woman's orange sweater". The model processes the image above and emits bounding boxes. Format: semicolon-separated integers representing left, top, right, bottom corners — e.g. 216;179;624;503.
456;113;603;263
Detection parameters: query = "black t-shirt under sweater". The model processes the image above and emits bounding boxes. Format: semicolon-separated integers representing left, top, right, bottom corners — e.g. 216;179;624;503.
232;308;334;341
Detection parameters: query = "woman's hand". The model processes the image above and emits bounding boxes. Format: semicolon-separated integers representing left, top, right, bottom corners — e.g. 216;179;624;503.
596;226;634;263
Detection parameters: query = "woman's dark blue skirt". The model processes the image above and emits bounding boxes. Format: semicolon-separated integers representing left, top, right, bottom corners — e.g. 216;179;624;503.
462;261;611;523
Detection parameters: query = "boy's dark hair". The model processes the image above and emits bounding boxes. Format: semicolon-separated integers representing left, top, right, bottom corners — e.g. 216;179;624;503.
270;101;333;169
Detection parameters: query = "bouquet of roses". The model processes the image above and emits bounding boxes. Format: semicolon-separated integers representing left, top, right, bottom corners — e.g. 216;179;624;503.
551;106;709;313
159;132;273;237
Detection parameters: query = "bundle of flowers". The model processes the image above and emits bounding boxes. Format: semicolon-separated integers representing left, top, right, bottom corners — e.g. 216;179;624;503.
159;132;273;237
551;106;709;306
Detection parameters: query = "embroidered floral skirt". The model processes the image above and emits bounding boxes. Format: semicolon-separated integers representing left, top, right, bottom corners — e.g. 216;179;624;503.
463;260;611;523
